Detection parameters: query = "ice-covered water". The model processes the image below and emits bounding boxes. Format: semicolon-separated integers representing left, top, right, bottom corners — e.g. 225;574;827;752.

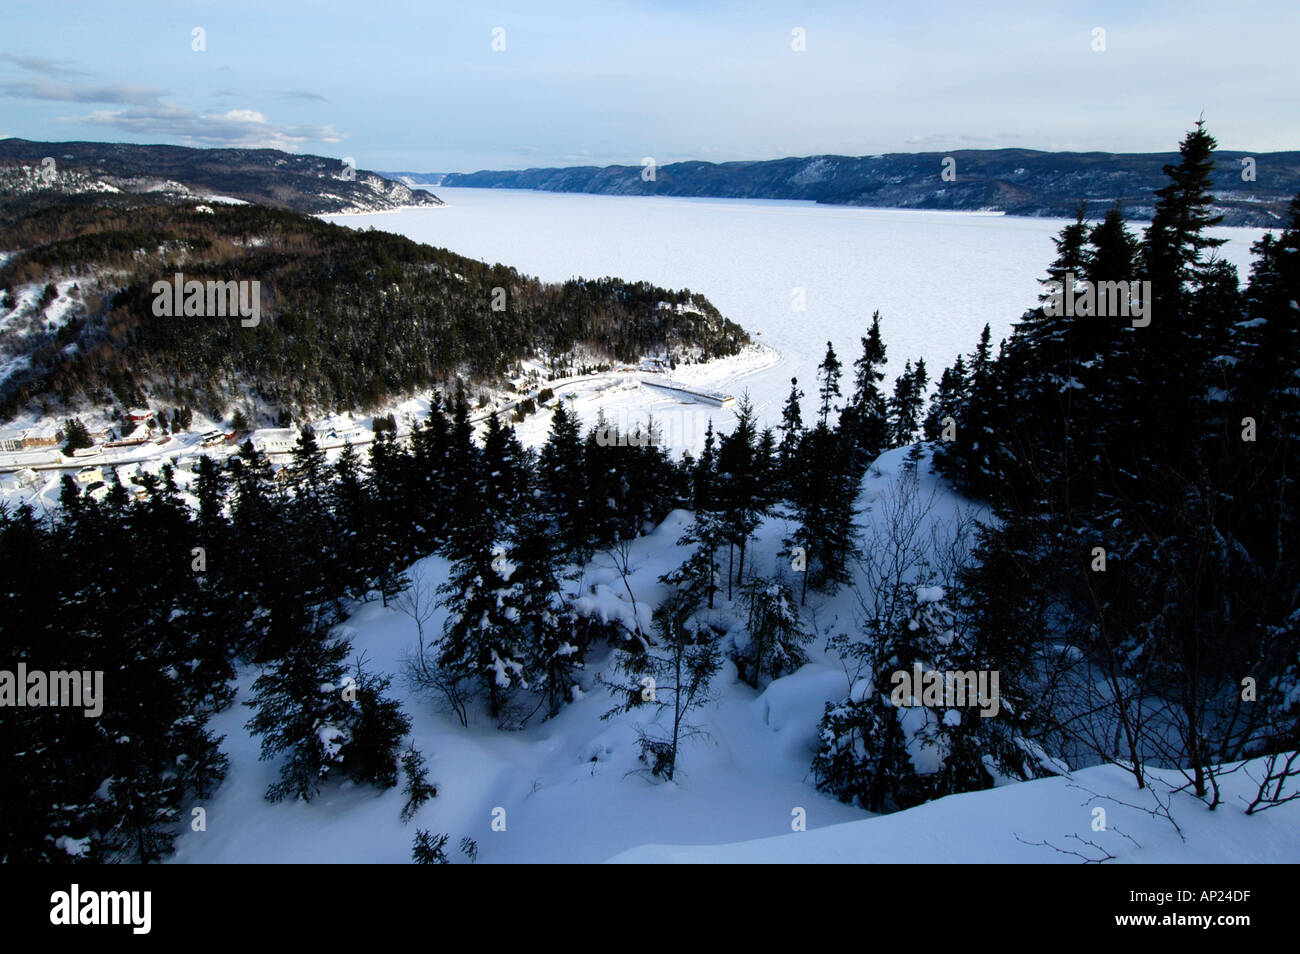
326;189;1269;441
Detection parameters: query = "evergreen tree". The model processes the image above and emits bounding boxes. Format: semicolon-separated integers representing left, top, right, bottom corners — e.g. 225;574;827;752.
228;439;298;657
602;589;722;782
286;426;342;613
815;341;843;426
736;577;811;687
399;744;438;824
813;585;1035;811
923;355;967;443
343;659;413;790
887;359;928;447
436;489;523;720
328;441;373;600
777;377;805;492
716;393;767;598
537;402;589;560
511;503;584;719
480;411;528;536
245;625;355;802
841;312;890;471
786;422;860;603
412;830;450;863
367;434;414;606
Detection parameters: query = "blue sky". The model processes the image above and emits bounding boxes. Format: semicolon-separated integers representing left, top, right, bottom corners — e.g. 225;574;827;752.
1;0;1296;172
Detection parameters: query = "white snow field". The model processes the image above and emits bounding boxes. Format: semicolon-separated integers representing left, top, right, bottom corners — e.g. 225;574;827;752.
326;188;1268;446
170;448;1300;863
609;758;1300;864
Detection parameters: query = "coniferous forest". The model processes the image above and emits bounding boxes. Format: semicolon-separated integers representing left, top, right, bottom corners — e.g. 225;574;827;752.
1;121;1297;869
0;200;748;420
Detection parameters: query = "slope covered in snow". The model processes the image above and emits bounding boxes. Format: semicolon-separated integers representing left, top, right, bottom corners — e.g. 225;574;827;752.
610;759;1300;863
167;447;1297;864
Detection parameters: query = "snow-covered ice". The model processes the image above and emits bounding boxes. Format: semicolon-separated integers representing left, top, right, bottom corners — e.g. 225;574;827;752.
326;189;1268;442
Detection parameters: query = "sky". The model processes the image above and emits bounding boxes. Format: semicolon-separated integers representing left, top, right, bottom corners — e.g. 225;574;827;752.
1;0;1296;173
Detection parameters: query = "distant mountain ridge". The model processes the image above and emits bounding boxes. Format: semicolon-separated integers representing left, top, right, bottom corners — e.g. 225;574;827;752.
432;149;1300;226
0;139;443;216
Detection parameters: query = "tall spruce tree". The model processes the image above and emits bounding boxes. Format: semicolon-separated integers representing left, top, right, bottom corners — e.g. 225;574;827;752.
816;341;843;426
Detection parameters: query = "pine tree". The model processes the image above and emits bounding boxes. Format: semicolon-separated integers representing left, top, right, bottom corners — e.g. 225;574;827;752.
923;355;967;443
716;393;767;598
245;624;356;802
367;434;414;606
537;402;589;560
1138;119;1231;468
436;489;523;720
228;439;299;658
777;377;805;493
786;422;860;603
816;341;843;426
399;744;438;824
841;312;890;471
663;504;727;611
286;426;342;613
342;659;412;790
511;503;583;719
737;577;812;687
693;418;718;512
412;829;450;863
480;411;528;536
61;417;93;455
329;440;373;600
583;413;623;549
887;359;928;447
602;589;722;782
813;584;1035;811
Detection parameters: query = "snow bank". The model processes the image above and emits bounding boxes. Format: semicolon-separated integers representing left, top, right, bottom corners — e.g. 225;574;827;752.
607;759;1300;864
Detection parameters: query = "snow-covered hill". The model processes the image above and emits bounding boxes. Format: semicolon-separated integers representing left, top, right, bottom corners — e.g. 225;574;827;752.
168;447;1298;864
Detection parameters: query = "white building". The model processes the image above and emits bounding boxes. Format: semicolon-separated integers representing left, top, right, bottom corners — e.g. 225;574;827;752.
0;429;26;453
0;469;38;492
251;427;300;455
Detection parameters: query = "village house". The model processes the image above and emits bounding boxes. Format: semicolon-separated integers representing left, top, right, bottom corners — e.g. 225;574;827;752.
105;422;151;448
322;416;367;444
22;425;61;449
0;425;62;452
251;426;300;455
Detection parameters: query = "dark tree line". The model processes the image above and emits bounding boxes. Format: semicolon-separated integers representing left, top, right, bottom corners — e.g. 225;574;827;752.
909;121;1300;808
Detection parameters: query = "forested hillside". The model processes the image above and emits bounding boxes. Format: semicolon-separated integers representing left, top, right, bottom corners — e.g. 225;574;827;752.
437;147;1300;227
0;200;748;421
0;139;442;215
917;121;1300;805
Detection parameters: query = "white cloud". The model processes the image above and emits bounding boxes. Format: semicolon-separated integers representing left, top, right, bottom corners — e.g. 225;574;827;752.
67;103;342;149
